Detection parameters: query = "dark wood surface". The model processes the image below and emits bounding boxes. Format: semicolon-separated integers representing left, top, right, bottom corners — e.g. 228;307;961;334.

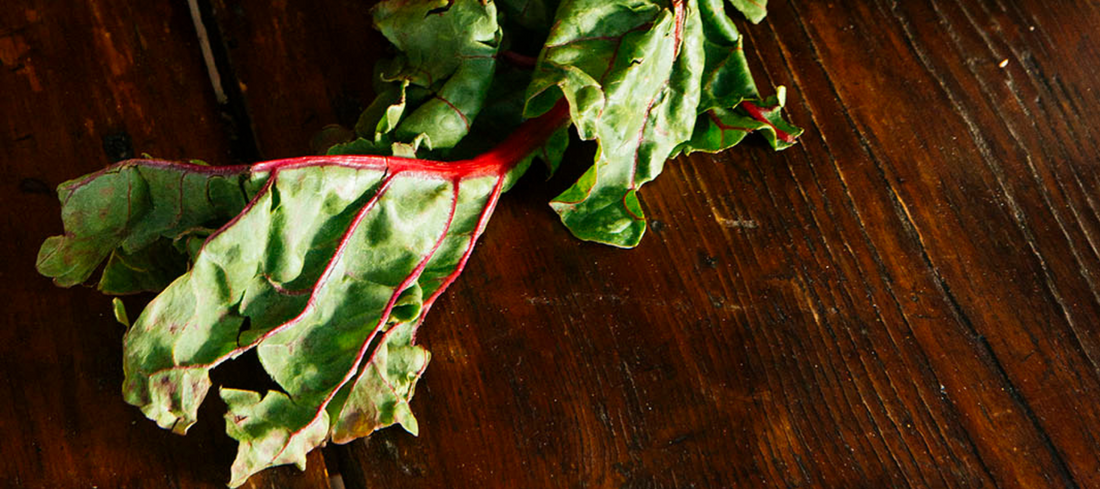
3;1;1099;487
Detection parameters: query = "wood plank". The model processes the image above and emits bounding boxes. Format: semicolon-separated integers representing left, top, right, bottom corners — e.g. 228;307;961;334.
764;0;1100;485
0;1;328;487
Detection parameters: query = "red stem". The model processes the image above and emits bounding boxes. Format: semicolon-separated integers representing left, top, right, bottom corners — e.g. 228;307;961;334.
253;99;571;180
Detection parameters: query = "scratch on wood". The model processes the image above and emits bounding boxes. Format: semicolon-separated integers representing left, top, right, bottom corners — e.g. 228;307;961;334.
187;0;227;104
714;214;759;229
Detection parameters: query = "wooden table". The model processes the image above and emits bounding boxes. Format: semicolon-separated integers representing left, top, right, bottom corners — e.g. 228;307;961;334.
4;1;1099;487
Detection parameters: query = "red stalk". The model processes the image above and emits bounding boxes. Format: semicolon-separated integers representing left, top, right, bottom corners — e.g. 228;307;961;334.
252;99;571;180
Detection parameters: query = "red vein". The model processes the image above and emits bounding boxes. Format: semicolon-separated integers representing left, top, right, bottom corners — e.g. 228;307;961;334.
630;84;666;190
702;46;741;92
622;3;684;219
740;101;796;143
371;357;404;404
472;99;569;173
42;161;251;271
196;175;277;255
600;37;627;83
344;286;427;433
346;180;458;386
334;184;463;440
337;322;433;441
708;109;756;148
60;160;250;214
707;110;755;132
542;23;653;86
72;160;247;192
434;95;470;131
418;67;434;87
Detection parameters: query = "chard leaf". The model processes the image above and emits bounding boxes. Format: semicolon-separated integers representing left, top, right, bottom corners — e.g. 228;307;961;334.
35;161;253;288
37;101;571;486
526;0;798;248
121;162;502;485
728;0;768;24
528;0;704;247
338;0;502;156
682;88;804;154
113;298;130;328
327;319;429;443
444;62;570;177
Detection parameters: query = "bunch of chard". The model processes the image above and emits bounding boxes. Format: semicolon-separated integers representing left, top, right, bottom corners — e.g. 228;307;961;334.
36;0;800;485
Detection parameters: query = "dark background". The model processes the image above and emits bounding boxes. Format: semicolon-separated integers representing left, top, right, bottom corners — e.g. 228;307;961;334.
3;1;1099;487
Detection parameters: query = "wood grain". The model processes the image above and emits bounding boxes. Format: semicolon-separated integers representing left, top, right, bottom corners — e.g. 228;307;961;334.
4;0;1099;488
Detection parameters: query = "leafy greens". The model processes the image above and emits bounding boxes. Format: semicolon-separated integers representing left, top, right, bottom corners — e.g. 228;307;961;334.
36;0;800;485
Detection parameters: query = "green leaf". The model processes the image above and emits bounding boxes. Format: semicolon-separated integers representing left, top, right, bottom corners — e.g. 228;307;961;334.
99;238;189;294
682;87;804;154
443;62;571;178
35;161;252;288
108;160;506;484
697;32;759;111
356;0;503;154
739;88;804;150
221;388;330;487
328;319;430;443
699;0;741;43
728;0;768;24
527;0;798;247
40;95;569;483
528;0;704;247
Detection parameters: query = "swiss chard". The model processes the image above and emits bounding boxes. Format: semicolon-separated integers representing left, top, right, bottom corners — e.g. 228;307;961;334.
36;0;800;485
